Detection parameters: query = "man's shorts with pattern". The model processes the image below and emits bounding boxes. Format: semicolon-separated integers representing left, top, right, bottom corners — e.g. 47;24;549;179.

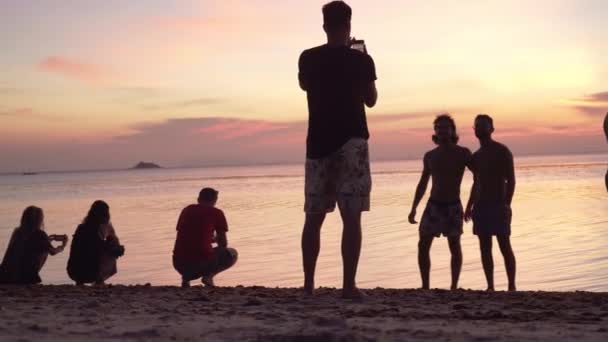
304;138;372;213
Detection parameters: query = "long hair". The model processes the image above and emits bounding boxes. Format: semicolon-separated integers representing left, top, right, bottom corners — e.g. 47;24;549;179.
82;200;110;227
18;206;44;233
432;114;459;144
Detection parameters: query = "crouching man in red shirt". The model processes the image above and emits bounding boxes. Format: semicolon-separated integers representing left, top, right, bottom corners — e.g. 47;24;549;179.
173;188;238;287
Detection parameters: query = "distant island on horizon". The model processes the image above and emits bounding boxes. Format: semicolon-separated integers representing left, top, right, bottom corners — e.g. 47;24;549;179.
1;151;606;176
131;161;162;170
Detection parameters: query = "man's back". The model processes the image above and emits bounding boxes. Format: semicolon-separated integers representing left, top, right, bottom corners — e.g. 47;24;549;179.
426;146;471;203
299;45;376;159
472;141;513;203
173;204;227;262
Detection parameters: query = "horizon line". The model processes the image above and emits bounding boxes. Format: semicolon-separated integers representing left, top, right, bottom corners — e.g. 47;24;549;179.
1;150;606;177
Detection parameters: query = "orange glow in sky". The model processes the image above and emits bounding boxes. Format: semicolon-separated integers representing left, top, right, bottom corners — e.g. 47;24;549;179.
0;0;606;172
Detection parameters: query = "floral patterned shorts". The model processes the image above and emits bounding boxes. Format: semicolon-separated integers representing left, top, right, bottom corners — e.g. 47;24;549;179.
304;138;371;213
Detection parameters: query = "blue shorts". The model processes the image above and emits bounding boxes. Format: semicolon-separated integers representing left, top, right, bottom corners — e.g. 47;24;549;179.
472;203;512;236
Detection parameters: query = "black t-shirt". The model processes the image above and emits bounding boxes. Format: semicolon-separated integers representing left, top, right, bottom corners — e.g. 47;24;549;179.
67;223;104;283
299;45;377;159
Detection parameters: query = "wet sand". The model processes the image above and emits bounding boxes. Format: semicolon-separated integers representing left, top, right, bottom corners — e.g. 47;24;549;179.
0;285;607;341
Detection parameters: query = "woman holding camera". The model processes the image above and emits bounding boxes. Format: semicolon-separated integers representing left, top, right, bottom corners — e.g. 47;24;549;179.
0;206;68;284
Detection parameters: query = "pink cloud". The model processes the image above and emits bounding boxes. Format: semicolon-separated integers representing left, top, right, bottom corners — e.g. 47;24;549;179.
1;113;605;173
37;56;107;84
565;90;608;117
198;119;291;140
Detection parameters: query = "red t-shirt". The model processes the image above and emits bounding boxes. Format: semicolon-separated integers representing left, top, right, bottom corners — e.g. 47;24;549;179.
173;204;228;262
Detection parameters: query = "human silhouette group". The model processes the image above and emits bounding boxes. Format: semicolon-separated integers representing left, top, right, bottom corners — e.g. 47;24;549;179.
1;1;603;298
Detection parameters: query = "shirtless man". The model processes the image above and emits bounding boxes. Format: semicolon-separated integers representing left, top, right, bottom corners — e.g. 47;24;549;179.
465;114;517;291
409;114;472;290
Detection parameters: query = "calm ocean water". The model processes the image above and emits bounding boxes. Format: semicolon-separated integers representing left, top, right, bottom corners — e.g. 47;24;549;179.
0;154;606;291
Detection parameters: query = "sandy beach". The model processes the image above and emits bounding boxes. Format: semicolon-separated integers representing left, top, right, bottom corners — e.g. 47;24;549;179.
0;285;606;341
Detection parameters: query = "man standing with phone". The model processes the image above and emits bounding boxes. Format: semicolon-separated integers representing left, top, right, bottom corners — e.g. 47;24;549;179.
298;1;377;299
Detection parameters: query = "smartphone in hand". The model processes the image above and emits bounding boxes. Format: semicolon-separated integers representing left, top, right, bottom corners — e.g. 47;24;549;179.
350;38;367;54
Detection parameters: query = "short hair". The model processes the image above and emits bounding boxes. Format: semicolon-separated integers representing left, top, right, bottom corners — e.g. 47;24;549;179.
432;114;459;144
323;1;351;31
199;188;219;202
475;114;494;129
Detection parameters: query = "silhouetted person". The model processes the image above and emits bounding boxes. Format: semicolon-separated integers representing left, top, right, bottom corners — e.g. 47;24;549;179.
408;115;472;290
604;112;607;192
0;206;67;284
465;114;517;291
67;200;124;286
298;1;377;299
173;188;238;288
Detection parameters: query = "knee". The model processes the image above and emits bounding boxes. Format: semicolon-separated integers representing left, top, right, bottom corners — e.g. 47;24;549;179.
479;245;492;256
339;210;361;228
227;248;238;264
449;242;462;255
418;240;431;254
342;221;362;233
304;215;325;232
478;238;492;253
497;237;513;254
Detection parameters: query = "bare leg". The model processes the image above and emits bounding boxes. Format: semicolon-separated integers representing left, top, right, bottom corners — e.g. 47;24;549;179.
97;253;118;285
447;236;463;290
33;252;49;275
202;248;239;287
497;235;517;291
301;213;326;294
340;209;363;298
478;234;494;291
418;234;434;290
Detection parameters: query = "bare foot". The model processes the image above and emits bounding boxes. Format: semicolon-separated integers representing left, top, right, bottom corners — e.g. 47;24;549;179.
342;287;364;300
303;286;314;296
303;280;315;295
201;276;215;287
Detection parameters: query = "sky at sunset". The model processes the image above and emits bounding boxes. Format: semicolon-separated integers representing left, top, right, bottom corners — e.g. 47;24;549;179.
1;0;607;172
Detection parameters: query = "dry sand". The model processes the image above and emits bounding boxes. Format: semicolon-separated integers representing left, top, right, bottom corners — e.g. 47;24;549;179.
1;285;607;341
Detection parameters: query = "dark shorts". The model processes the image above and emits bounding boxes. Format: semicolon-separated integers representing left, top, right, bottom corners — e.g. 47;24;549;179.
173;247;238;281
304;138;372;213
419;200;464;238
473;203;512;236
